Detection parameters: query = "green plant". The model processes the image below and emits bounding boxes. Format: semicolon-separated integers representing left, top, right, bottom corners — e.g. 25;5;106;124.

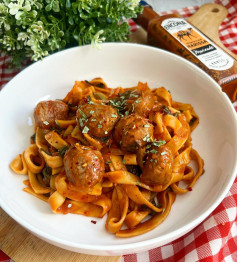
0;0;142;67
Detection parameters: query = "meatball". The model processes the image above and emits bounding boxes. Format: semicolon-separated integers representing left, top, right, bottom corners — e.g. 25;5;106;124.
133;89;155;117
34;100;69;129
114;114;154;153
140;146;174;186
77;103;118;138
64;144;104;190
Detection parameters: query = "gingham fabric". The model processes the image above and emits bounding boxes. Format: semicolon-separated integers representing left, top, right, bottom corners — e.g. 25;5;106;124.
0;250;12;262
0;1;236;262
122;0;237;261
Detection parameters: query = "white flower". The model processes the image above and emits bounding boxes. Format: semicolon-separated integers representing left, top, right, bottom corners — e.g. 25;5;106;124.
8;2;20;15
8;0;31;17
22;1;31;11
15;10;23;20
17;32;28;41
91;30;106;49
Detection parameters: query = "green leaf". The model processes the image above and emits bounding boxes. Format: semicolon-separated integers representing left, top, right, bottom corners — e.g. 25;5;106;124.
66;0;71;8
45;4;51;11
0;0;142;67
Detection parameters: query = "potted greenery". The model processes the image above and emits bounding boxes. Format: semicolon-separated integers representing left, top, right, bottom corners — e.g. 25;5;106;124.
0;0;142;67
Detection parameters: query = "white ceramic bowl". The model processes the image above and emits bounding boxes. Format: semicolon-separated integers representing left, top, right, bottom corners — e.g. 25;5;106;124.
0;43;236;256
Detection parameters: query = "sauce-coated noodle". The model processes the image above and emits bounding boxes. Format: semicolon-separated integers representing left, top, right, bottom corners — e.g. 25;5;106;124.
10;78;204;237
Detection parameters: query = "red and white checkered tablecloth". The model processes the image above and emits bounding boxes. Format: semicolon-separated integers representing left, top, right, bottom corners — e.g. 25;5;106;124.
0;0;237;262
123;0;237;261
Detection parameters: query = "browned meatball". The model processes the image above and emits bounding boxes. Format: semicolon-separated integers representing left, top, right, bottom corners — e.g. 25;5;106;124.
77;103;118;138
140;146;174;186
64;144;104;191
34;100;69;129
133;89;155;117
114;114;154;153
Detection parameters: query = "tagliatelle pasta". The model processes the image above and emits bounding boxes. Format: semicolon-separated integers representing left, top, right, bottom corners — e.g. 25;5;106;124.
10;78;204;237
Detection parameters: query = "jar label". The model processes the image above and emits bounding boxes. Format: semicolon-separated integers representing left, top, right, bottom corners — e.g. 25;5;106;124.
161;18;234;71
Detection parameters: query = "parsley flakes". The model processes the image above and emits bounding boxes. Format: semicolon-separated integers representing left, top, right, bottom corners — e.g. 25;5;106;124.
82;126;89;133
143;135;151;142
161;151;167;156
152;140;166;147
150;149;158;154
78;109;87;120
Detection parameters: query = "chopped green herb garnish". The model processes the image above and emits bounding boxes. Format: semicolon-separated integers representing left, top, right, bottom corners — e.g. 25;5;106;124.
143;135;151;142
135;99;141;103
79;118;84;127
98;125;102;128
78;109;87;120
109;99;127;116
58;145;69;158
106;161;112;164
160;151;167;156
41;149;52;156
82;126;89;133
152;140;166;147
89;110;95;115
150;149;157;154
122;159;126;164
111;114;117;118
42;166;52;179
130;94;139;98
162;105;172;115
137;181;141;186
91;119;97;122
87;96;94;105
43;120;49;125
144;124;150;128
50;125;62;133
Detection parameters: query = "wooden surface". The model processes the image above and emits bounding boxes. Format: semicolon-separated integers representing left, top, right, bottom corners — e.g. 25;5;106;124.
186;3;237;59
0;208;120;262
0;3;236;262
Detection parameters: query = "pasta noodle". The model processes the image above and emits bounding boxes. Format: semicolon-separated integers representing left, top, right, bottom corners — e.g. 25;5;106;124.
10;78;204;237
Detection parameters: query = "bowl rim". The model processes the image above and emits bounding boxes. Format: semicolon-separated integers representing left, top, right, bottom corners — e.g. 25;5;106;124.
1;42;237;253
